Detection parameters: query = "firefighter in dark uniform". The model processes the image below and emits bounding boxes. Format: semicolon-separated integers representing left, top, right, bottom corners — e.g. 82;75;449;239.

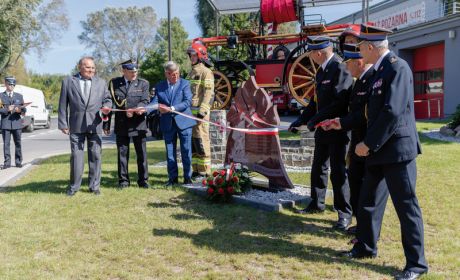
186;43;214;180
322;43;389;237
289;36;354;231
0;76;26;169
104;60;150;188
341;25;428;280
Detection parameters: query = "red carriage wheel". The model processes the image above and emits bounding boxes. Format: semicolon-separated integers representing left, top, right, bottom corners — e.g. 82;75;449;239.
212;70;232;110
287;51;318;107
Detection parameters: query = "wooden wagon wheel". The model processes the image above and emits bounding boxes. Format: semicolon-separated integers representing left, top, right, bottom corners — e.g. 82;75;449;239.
287;51;318;107
212;70;232;110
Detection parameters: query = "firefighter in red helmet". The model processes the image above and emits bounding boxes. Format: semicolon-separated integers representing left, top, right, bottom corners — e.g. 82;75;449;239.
186;42;215;180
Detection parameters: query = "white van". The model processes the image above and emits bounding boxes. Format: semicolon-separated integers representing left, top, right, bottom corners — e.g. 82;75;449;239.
0;84;51;132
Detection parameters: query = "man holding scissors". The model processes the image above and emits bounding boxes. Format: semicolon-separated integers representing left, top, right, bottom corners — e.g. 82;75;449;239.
104;60;150;189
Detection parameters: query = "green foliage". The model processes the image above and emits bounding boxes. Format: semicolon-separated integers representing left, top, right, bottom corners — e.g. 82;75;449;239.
27;73;65;111
448;104;460;129
140;17;190;86
0;0;68;75
194;0;259;61
79;6;158;79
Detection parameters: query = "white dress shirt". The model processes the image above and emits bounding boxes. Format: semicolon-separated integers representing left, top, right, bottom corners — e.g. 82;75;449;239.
321;53;335;70
373;50;390;72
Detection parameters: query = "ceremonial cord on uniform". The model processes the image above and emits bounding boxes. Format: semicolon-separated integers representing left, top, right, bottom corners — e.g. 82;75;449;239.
109;81;126;108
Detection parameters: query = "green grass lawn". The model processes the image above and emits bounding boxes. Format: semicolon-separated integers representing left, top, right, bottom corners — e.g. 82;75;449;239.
0;121;458;279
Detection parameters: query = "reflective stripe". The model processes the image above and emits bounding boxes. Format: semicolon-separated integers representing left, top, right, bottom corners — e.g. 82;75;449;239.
192;158;211;165
200;103;211;110
189;79;213;86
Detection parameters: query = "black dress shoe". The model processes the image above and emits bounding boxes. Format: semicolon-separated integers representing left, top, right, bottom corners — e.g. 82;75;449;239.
394;270;426;280
183;178;193;184
295;204;325;214
66;189;76;196
16;163;22;168
138;182;150;188
340;249;376;259
1;165;10;170
118;182;129;189
346;225;357;235
191;172;200;179
333;218;351;231
164;178;178;187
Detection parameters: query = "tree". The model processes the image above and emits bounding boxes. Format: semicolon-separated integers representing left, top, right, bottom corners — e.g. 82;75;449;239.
28;73;65;110
195;0;259;60
0;0;69;75
140;17;190;87
79;6;158;79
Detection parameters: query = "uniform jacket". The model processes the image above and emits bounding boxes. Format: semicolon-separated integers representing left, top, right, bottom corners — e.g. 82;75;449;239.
297;54;353;143
0;91;26;130
103;77;150;136
58;74;112;134
187;63;214;117
149;78;196;132
364;52;421;165
340;67;375;162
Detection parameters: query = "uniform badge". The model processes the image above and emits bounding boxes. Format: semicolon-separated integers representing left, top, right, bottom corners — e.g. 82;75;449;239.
357;91;367;96
390;57;398;63
372;78;382;89
322;80;331;84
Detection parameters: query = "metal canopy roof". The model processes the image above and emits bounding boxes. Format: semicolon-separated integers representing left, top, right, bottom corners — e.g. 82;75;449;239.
206;0;260;15
206;0;369;15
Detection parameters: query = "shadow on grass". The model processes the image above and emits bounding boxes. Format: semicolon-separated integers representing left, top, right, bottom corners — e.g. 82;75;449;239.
3;169;170;194
150;193;399;276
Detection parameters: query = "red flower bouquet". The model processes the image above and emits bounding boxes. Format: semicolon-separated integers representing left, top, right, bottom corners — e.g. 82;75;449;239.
203;163;252;202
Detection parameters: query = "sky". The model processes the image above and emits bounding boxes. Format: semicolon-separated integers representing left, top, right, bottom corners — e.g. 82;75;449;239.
25;0;383;75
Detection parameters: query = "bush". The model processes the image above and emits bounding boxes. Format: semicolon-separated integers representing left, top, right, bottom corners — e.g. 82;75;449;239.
448;104;460;129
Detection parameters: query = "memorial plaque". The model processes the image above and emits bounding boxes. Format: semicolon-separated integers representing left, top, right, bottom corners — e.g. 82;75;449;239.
225;77;294;189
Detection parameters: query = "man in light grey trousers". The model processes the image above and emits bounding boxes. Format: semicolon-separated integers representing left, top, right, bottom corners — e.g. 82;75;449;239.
58;56;112;196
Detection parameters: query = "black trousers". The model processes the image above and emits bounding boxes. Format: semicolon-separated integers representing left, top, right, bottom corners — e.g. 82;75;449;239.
354;159;428;273
348;158;365;216
310;141;352;219
116;134;148;185
2;129;22;166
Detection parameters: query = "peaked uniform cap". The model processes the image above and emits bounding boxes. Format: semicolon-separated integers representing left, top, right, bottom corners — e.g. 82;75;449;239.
359;24;392;41
307;36;332;50
4;76;16;85
120;59;138;70
342;43;362;62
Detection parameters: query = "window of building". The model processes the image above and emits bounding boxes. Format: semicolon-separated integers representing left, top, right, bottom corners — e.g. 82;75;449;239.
414;68;444;95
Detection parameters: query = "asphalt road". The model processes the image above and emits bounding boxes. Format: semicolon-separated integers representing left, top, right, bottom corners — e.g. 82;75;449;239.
0;117;117;186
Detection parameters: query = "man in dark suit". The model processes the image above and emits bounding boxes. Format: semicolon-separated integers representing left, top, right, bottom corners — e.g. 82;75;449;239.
148;61;196;186
0;76;26;169
104;60;150;188
321;43;389;237
58;56;112;196
341;25;428;280
289;36;354;231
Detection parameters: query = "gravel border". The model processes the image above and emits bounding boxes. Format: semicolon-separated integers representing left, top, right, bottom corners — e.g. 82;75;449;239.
422;130;460;143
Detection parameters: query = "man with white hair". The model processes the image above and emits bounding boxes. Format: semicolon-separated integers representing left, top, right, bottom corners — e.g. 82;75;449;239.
341;24;428;280
289;36;354;231
148;61;196;186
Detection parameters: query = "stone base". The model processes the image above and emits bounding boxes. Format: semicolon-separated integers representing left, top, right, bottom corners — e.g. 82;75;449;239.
181;183;311;212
